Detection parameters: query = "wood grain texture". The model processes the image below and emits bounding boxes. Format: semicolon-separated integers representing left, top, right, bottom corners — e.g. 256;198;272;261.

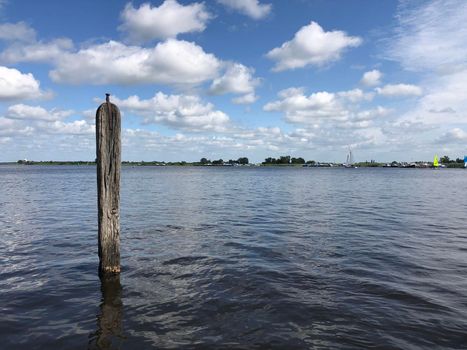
96;100;121;275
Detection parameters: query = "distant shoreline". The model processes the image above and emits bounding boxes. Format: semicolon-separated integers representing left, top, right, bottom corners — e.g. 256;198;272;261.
2;161;465;168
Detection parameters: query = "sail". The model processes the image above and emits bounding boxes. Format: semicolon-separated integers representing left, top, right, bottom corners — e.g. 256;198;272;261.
345;148;354;165
433;155;439;167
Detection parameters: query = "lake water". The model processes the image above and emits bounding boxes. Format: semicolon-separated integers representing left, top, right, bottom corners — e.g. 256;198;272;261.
1;165;467;349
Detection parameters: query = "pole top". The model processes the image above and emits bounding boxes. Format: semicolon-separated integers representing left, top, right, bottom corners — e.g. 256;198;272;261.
105;93;110;103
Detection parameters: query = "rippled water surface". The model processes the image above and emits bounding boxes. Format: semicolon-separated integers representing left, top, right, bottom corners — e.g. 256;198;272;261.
1;165;467;349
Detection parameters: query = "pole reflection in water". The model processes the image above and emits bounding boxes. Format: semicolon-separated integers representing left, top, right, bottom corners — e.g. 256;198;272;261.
88;274;125;349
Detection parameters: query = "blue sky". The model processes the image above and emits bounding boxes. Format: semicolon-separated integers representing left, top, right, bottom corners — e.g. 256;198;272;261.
0;0;466;162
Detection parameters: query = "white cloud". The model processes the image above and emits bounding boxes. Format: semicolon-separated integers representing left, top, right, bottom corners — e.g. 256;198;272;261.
264;87;348;123
113;92;230;132
45;120;94;135
82;109;96;120
386;0;467;72
232;93;257;104
354;106;391;121
0;38;73;64
264;87;392;131
210;63;260;104
0;106;93;160
384;0;467;131
436;128;467;143
352;127;387;147
0;22;36;42
360;69;382;87
266;21;362;71
0;66;43;101
429;107;456;114
0;102;92;139
0;29;221;87
5;104;73;121
0;117;34;137
119;0;211;43
49;39;221;85
120;127;289;160
376;84;422;97
337;88;374;103
217;0;272;20
399;67;467;125
383;120;434;136
335;107;391;130
0;116;14;129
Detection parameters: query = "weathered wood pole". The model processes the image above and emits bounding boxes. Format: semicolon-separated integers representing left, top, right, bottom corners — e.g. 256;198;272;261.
96;94;121;275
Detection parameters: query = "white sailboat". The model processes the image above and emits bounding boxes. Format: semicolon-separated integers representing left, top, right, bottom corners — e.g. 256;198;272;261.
344;148;357;168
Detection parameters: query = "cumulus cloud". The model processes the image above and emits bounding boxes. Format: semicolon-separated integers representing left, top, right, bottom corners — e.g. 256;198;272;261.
0;103;94;161
82;109;96;120
0;116;14;130
436;128;467;143
376;84;422;97
264;87;348;123
0;25;221;87
264;87;392;130
217;0;272;20
210;63;260;104
333;108;390;132
0;22;36;42
232;93;257;104
0;22;74;66
119;0;211;43
113;92;231;132
0;66;44;101
266;21;362;71
0;117;34;137
5;104;73;121
354;106;391;121
45;120;94;135
1;101;92;136
49;39;221;85
383;120;434;136
360;69;382;87
0;38;73;64
337;88;374;103
119;126;303;161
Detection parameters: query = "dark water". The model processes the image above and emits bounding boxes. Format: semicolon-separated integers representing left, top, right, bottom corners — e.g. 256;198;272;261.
1;165;467;349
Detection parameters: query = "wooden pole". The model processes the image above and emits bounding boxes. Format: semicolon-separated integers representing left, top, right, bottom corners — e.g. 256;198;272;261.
96;93;121;275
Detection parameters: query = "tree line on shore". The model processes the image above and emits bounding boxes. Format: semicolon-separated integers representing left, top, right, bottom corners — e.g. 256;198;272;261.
439;156;464;164
14;154;466;167
199;157;249;165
